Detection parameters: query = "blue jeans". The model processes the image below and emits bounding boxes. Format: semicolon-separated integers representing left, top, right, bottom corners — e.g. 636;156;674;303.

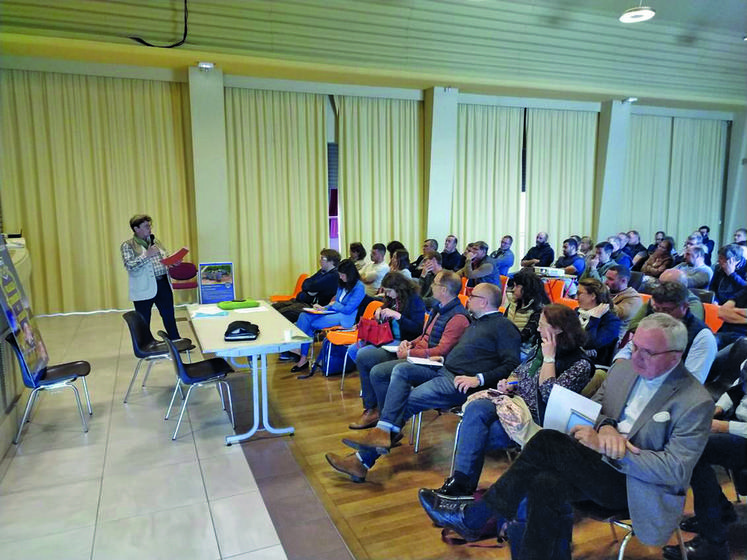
352;344;401;410
454;398;514;490
295;311;352;357
358;364;467;468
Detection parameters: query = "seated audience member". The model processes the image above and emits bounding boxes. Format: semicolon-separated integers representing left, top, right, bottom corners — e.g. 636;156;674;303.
489;235;515;277
389;249;413;280
578;236;594;256
624;230;647;260
273;248;340;324
409;238;438;278
458;241;500;287
615;281;716;383
638;268;705;321
325;283;520;482
347;271;469;430
608;235;633;269
288;259;366;374
579;241;616;281
359;243;389;297
576;279;623;366
734;227;747;246
349;242;368;271
710;243;747;304
418;251;444;309
641;236;675;284
647;230;666;254
604;264;643;336
520;231;554;267
386;240;406;259
715;286;747;349
674;244;713;289
503;269;551;356
428;304;593;497
442;234;466;272
419;314;713;557
699;225;715;266
347;272;425;364
673;232;704;266
554;237;586;276
662;362;745;560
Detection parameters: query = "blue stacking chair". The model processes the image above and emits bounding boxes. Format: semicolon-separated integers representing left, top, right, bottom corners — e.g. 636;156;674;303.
5;334;92;444
159;331;235;441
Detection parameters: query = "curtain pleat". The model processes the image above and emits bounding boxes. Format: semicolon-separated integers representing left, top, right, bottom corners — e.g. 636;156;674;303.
451;104;523;258
621;115;727;247
337;96;424;253
224;88;328;299
525;109;598;260
0;69;194;314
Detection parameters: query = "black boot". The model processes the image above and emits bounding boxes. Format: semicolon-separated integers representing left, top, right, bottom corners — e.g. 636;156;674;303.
433;472;475;499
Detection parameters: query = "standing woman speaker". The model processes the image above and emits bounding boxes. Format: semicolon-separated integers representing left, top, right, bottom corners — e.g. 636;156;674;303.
120;214;182;340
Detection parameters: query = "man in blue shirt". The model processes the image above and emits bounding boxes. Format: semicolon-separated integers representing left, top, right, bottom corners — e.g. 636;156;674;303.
554;238;586;276
489;235;514;276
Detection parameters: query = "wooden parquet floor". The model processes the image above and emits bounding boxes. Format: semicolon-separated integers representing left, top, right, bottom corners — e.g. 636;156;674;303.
257;353;747;560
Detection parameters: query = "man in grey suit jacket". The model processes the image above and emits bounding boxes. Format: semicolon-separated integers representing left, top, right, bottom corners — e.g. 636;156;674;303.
418;313;714;559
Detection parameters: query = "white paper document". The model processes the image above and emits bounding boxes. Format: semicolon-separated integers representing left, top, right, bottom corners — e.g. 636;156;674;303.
544;384;601;434
381;345;400;353
406;356;444;367
190;305;229;318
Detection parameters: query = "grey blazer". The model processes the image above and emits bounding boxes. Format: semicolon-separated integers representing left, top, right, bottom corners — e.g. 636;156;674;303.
592;360;714;545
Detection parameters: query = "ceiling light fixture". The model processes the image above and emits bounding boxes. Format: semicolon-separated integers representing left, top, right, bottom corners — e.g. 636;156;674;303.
619;5;656;24
622;97;639;104
197;61;215;71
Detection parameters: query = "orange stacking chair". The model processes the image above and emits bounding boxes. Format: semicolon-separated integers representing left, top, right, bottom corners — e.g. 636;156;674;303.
270;273;308;303
702;302;723;333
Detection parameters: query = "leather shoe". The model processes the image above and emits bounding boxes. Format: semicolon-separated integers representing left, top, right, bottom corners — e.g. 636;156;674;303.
662;536;730;560
679;504;738;534
278;351;296;361
342;427;392;455
417;489;482;542
433;476;476;499
349;409;380;430
325;452;367;482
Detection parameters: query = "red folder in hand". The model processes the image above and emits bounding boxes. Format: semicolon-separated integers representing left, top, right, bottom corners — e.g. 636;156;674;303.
160;247;189;266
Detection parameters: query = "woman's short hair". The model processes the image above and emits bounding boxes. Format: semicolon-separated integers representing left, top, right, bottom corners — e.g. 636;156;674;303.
578;278;612;305
337;259;360;290
129;214;152;231
512;269;550;309
349;242;366;261
541;304;587;353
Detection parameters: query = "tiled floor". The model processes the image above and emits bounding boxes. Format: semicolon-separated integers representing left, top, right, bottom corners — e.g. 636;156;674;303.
0;311;290;560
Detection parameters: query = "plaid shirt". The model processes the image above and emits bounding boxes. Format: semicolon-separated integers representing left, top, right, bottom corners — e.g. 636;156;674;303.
120;238;169;278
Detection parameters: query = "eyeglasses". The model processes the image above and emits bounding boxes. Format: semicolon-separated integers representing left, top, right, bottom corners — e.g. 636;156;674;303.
631;342;683;359
468;294;487;300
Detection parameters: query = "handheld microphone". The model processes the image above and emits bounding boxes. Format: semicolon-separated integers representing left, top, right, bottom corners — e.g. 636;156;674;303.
149;234;155;247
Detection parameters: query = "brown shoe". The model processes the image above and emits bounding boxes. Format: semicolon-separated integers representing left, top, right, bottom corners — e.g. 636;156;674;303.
325;452;367;482
348;409;380;430
342;427;393;455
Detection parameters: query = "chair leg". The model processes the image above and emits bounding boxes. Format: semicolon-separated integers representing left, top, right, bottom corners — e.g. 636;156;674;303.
165;381;182;420
141;359;155;387
81;377;93;415
617;529;634;560
172;385;196;440
449;418;463;477
216;383;226;410
325;342;332;377
221;380;235;428
340;351;349;391
123;358;144;403
413;411;423;453
675;527;687;559
69;383;89;434
609;520;618;542
13;388;41;444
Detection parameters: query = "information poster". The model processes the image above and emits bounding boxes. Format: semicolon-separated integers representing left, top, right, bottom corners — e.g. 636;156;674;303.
0;239;48;378
198;262;235;304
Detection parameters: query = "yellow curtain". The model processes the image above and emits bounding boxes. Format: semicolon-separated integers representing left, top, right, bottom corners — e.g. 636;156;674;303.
525;108;598;259
224;88;328;299
451;104;523;259
337;96;424;254
621;115;727;247
0;69;194;314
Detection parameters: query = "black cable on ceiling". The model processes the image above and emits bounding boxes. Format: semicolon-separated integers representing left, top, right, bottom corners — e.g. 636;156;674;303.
129;0;188;48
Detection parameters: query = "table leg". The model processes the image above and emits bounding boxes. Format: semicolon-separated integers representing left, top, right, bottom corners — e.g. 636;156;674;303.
225;355;260;445
259;353;294;435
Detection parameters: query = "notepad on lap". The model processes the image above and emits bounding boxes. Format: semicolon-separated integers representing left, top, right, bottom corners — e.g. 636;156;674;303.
406;356;444;367
381;345;399;353
302;308;335;315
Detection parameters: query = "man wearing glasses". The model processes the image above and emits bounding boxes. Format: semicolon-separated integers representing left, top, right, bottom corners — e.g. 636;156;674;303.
420;313;714;558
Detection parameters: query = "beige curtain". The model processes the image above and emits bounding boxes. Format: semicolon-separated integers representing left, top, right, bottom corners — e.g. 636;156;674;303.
0;69;194;314
668;117;728;247
451;104;524;258
621;115;727;248
620;115;673;244
337;96;424;253
525;109;598;261
224;88;328;299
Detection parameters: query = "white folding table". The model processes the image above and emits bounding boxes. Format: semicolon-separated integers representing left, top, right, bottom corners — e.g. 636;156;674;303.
187;302;312;445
